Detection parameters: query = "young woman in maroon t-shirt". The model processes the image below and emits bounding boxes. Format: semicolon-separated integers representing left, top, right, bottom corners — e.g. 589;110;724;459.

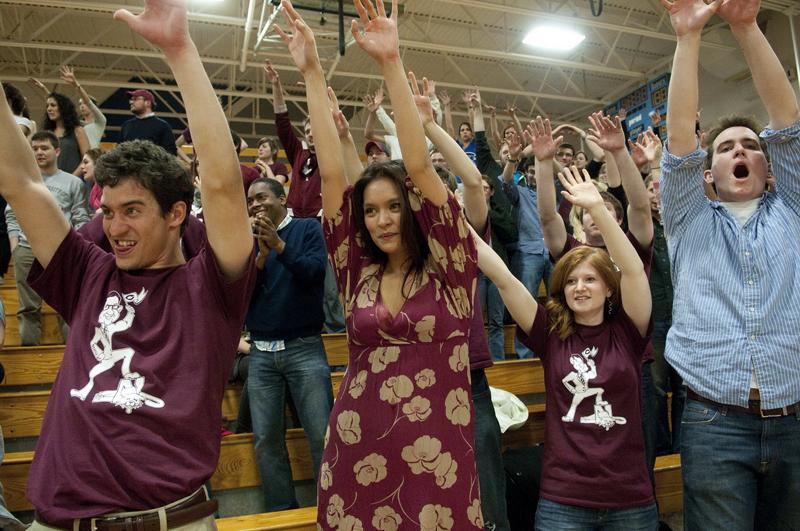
474;165;657;530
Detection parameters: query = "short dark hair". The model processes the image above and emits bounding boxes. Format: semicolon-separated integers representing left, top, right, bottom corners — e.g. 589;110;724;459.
352;161;430;298
95;140;194;232
3;83;29;118
575;190;624;223
43;92;81;135
459;121;473;133
31;130;59;149
704;114;768;170
231;130;243;153
257;137;279;154
249;177;285;199
481;174;496;192
557;143;575;155
434;166;458;193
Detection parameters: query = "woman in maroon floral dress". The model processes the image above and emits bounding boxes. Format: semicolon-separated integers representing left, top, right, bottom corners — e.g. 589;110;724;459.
274;0;483;528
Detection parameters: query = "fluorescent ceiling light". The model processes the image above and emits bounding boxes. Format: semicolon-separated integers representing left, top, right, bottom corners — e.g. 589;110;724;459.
523;26;586;51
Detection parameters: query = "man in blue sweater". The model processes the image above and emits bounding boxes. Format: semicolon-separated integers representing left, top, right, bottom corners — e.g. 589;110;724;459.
244;178;333;511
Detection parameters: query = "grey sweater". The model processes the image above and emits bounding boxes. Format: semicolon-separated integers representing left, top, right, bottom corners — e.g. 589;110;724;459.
6;169;90;248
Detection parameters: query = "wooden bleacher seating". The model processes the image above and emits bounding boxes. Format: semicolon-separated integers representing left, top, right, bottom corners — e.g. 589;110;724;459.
0;330;683;522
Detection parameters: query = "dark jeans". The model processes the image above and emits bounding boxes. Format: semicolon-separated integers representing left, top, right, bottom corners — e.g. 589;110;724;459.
472;368;510;531
478;273;506;361
535;498;658;531
681;398;800;531
248;335;334;511
510;251;551;359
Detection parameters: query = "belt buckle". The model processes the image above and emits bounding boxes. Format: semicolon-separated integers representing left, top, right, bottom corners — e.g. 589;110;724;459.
760;405;787;418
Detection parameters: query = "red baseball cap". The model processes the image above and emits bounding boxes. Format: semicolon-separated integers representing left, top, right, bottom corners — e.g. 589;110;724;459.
127;89;155;107
365;140;387;156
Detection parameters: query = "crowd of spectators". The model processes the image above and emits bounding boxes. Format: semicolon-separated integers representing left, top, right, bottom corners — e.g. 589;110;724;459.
1;0;798;528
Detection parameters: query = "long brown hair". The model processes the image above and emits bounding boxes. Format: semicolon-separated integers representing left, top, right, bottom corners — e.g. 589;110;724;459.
545;246;621;340
352;161;430;298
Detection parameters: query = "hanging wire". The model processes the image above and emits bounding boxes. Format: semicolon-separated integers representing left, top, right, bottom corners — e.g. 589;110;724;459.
589;0;603;17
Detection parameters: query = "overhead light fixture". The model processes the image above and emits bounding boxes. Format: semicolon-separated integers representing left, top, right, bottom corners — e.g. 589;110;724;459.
523;26;586;51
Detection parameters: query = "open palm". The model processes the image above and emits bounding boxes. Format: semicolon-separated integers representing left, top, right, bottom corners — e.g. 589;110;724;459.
717;0;760;27
660;0;724;36
274;1;320;75
114;0;190;54
558;167;603;210
527;117;562;161
351;0;400;63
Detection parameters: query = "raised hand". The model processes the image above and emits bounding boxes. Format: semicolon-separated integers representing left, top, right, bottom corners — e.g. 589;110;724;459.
525;117;563;161
650;108;663;127
471;88;482;109
27;77;48;93
363;93;379;112
659;0;724;37
634;129;663;163
587;111;626;152
504;104;517;117
409;72;435;125
351;0;400;64
717;0;760;28
373;86;385;107
274;0;321;75
558;166;604;210
438;90;451;107
486;105;497;118
629;133;650;168
426;79;436;97
59;65;77;86
327;87;351;138
113;0;192;55
507;131;523;160
263;60;280;84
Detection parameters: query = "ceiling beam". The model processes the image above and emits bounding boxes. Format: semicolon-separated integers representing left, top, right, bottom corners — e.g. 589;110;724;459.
0;39;607;105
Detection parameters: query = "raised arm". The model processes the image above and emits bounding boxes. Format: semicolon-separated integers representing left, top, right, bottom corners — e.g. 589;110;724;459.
588;112;653;247
505;104;524;140
329;87;364;185
719;0;800;129
276;0;346;217
558;166;651;336
59;66;106;129
662;0;723;156
116;0;251;279
528;117;568;256
27;77;50;99
264;60;286;110
362;93;385;143
351;0;446;205
0;86;69;267
439;90;455;138
72;126;90;175
470;224;538;333
417;78;487;232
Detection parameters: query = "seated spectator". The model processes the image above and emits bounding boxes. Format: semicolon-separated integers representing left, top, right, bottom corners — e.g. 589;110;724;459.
255;137;289;184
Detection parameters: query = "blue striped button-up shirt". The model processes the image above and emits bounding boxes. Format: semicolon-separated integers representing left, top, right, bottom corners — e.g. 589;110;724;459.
661;120;800;409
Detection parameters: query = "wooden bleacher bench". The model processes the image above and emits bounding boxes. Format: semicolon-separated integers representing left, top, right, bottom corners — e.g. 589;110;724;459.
0;329;683;520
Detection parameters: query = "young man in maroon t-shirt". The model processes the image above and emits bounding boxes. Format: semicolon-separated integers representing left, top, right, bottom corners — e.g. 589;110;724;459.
0;1;255;528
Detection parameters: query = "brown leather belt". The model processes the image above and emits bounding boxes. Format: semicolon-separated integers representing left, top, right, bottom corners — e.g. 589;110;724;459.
687;389;800;418
36;489;218;531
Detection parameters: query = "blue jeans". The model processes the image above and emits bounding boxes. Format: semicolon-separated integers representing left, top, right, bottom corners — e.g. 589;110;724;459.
248;335;334;511
472;368;510;531
478;273;506;361
650;318;684;454
511;251;551;359
681;398;800;531
535;498;658;531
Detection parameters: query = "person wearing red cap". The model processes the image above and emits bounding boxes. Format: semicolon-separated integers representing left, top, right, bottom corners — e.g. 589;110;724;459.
364;139;389;167
120;88;177;155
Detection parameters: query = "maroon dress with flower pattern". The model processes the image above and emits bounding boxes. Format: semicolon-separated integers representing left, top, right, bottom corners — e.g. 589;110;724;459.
319;184;482;531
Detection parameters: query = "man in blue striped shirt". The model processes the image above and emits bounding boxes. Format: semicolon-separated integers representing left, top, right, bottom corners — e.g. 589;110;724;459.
661;0;800;529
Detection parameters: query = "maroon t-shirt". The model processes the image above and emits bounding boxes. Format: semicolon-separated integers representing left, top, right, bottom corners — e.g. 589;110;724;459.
518;305;653;509
26;230;255;521
240;164;260;193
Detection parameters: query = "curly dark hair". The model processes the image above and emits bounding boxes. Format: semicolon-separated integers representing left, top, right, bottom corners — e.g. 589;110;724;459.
352;161;430;299
95;140;194;233
42;92;81;135
3;83;30;118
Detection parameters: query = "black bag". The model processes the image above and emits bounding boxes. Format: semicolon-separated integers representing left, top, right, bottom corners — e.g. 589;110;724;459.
503;445;544;531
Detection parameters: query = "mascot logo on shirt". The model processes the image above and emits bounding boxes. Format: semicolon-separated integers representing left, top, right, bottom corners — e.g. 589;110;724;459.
69;288;165;414
560;347;626;431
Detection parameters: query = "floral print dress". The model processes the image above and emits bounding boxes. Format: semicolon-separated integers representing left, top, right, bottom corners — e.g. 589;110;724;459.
319;184;481;531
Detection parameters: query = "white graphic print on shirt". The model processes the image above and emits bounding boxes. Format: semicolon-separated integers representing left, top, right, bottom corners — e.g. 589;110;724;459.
560;347;626;431
70;288;165;414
